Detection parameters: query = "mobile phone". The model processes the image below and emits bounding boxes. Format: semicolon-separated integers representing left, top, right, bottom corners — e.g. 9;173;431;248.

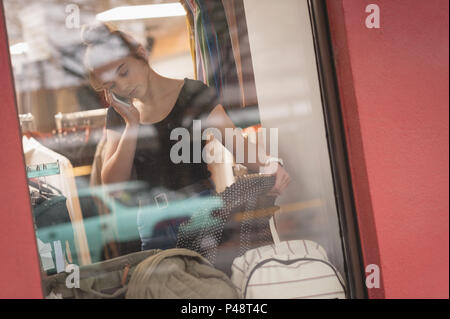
111;92;132;107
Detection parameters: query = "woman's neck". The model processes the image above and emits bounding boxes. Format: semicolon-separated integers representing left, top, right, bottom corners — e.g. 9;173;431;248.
139;69;185;123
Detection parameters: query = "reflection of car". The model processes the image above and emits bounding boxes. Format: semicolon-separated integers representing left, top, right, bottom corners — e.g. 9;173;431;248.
37;181;223;264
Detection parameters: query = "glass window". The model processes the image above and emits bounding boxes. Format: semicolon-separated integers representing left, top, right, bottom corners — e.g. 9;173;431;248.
5;0;352;299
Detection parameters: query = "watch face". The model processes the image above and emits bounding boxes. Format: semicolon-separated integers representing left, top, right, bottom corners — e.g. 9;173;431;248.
266;158;283;166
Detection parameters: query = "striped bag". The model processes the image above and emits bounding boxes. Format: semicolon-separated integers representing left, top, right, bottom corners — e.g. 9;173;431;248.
231;217;347;299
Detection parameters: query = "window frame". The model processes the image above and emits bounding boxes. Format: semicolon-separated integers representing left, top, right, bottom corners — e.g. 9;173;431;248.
0;0;370;299
307;0;368;298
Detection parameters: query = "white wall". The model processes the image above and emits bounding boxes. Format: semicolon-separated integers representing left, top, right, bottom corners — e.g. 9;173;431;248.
152;53;195;80
243;0;346;274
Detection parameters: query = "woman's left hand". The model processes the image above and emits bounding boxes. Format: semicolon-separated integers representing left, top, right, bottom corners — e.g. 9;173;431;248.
260;163;291;196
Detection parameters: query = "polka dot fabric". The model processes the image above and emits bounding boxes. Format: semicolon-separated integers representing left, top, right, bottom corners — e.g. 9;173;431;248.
176;174;277;274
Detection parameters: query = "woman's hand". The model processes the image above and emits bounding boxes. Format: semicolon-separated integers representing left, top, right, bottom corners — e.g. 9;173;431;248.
260;163;291;196
105;90;140;127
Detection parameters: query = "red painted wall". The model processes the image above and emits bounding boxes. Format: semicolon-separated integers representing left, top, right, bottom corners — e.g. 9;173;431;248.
0;3;43;298
0;0;448;299
327;0;449;298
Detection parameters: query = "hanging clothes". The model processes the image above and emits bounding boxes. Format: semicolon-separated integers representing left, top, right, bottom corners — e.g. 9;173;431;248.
180;0;259;122
221;0;258;107
22;136;91;265
33;194;78;274
30;180;75;273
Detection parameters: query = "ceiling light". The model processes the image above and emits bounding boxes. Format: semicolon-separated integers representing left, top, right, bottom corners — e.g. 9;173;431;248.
96;3;186;22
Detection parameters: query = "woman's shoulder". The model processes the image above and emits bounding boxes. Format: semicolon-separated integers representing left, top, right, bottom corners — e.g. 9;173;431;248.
180;78;219;111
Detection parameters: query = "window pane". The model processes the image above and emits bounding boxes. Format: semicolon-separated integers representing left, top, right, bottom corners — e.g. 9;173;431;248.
5;0;349;299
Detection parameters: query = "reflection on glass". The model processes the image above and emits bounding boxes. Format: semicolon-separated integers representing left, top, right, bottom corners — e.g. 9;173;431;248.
5;0;349;299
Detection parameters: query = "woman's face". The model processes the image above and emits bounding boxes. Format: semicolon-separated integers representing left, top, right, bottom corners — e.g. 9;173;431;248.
92;55;148;100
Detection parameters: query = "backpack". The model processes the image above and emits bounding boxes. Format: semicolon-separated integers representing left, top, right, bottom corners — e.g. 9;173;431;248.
231;217;347;299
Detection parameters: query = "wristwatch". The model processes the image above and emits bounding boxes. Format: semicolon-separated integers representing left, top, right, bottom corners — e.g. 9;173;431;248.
264;157;284;167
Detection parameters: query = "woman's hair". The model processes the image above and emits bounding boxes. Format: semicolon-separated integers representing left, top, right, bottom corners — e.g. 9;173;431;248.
81;22;146;90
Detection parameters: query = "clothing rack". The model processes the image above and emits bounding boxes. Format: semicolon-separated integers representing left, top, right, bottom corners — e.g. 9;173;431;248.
54;108;107;132
49;109;107;168
19;113;36;134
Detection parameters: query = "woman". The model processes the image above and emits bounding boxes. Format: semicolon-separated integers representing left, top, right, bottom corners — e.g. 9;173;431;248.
81;22;291;251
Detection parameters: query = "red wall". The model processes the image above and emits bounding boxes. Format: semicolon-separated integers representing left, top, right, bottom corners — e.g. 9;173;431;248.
0;0;448;299
0;3;43;298
327;0;449;298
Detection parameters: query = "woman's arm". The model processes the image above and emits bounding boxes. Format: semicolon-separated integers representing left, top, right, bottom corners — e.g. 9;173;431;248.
101;126;139;184
101;90;141;185
207;104;291;195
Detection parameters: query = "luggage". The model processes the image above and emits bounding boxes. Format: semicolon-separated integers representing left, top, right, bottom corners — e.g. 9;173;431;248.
126;248;239;299
43;249;160;299
43;248;239;299
231;217;347;299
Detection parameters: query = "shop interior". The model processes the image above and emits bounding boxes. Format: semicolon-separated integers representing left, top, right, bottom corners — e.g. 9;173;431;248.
4;0;349;299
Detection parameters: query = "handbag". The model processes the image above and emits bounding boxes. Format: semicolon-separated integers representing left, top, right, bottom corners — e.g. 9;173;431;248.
231;215;347;299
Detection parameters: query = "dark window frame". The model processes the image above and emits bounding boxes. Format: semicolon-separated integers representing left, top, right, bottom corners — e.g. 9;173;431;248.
307;0;368;299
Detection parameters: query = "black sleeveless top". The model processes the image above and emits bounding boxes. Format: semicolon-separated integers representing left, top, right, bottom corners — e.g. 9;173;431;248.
106;78;221;193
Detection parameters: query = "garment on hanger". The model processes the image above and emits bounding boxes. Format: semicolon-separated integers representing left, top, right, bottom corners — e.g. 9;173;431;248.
221;0;258;107
33;194;78;274
29;175;76;273
22;136;91;265
180;0;258;117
